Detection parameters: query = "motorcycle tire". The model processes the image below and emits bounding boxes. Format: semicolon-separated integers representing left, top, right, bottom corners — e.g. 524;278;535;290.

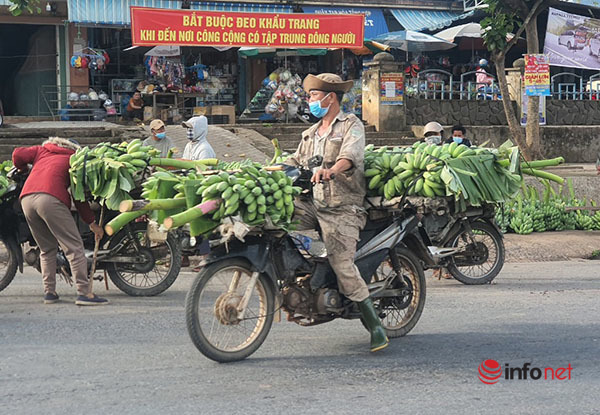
0;238;18;292
365;246;426;339
186;258;275;363
446;221;505;285
106;222;182;296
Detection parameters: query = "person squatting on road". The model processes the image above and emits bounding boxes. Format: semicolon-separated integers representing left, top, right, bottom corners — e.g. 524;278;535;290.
182;115;216;161
12;137;108;306
285;73;389;352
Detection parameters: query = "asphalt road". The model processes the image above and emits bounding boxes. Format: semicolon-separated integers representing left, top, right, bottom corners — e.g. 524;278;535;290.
1;261;599;414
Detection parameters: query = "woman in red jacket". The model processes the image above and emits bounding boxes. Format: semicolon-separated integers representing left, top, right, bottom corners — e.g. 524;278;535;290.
12;137;108;305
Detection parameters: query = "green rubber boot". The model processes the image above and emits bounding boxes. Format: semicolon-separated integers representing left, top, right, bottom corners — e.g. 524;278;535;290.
358;298;389;352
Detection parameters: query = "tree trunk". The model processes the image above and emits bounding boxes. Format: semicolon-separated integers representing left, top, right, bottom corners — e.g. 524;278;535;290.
524;17;544;160
494;53;535;160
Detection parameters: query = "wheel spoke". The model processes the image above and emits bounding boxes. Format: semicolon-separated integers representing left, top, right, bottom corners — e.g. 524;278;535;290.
113;230;175;289
371;252;421;331
194;266;268;353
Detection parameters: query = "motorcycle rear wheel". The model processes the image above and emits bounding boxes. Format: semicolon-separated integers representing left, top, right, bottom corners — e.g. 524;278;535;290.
367;247;426;339
106;222;182;296
0;238;17;292
185;258;275;363
446;221;504;285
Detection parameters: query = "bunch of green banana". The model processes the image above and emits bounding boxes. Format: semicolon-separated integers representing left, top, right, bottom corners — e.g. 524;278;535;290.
495;180;600;234
575;210;595;230
140;165;302;230
508;195;534;234
69;139;160;210
531;202;546;233
365;141;487;200
216;159;257;171
0;160;13;199
192;166;302;226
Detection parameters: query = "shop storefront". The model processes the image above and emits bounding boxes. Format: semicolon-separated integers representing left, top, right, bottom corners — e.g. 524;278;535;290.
0;2;70;117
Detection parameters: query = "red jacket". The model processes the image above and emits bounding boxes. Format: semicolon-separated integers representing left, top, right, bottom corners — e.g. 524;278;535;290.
12;143;95;224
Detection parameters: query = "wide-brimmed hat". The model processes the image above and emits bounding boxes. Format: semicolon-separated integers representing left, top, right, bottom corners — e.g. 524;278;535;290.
303;73;354;94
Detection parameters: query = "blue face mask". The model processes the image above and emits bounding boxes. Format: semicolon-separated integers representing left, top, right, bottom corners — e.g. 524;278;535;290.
452;136;463;144
155;132;166;140
309;93;331;118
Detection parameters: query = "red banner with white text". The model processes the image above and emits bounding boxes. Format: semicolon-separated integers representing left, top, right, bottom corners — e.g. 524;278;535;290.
130;7;364;48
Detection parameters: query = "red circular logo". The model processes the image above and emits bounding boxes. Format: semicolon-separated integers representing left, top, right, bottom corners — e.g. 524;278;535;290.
478;359;502;384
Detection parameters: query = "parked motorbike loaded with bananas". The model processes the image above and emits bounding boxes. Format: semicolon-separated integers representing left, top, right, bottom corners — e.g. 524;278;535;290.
184;156;429;363
0;140;182;296
362;141;553;286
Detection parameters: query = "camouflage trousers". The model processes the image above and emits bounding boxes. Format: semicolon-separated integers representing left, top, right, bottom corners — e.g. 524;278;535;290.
294;199;369;302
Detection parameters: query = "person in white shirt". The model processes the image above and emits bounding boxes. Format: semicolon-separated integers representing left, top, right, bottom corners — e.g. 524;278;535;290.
181;116;216;161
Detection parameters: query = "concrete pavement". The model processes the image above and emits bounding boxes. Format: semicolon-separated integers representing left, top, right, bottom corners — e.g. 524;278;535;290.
1;261;598;414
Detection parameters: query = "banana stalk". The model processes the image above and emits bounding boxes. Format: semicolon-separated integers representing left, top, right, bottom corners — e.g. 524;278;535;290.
163;199;222;230
119;198;187;213
148;158;218;169
105;211;146;236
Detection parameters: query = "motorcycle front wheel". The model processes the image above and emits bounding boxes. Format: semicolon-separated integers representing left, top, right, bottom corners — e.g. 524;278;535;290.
185;258;275;363
367;247;426;339
0;238;17;292
106;222;182;296
446;221;505;285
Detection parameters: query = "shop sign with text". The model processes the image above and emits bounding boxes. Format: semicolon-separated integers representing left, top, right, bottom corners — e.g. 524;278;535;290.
130;7;364;48
380;73;404;105
524;54;550;96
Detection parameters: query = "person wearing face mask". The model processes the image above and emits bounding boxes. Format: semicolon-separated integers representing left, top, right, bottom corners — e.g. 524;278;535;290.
422;121;444;145
445;125;472;147
285;73;388;353
181;115;216;270
181;115;216;161
143;119;174;158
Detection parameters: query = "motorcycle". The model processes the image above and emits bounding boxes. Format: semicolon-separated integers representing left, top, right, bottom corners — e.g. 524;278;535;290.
185;157;430;363
416;196;505;285
0;168;182;296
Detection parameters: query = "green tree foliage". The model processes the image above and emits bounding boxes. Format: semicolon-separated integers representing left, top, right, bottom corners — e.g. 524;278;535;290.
7;0;41;16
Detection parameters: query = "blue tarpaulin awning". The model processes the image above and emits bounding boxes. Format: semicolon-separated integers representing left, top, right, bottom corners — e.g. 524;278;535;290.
68;1;293;26
390;9;474;32
301;6;388;39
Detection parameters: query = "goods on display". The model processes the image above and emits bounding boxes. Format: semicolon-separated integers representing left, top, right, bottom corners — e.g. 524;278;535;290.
496;179;600;234
144;56;185;91
243;68;311;121
70;48;110;72
341;80;362;116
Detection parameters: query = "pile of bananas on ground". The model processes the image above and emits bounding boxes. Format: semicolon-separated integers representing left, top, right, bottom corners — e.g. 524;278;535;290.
495;180;600;234
0;160;13;199
69;139;159;209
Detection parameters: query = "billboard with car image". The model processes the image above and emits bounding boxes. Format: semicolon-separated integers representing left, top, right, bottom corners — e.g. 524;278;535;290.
544;7;600;70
